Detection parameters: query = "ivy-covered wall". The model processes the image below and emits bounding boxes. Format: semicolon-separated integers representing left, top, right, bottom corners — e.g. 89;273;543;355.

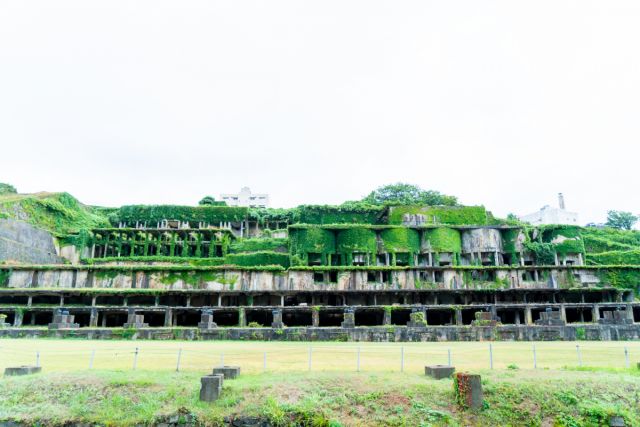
110;205;248;225
224;251;290;268
336;227;378;254
380;228;420;253
422;228;462;253
540;225;586;256
388;205;488;225
289;227;336;255
229;238;288;253
587;250;640;266
295;205;385;225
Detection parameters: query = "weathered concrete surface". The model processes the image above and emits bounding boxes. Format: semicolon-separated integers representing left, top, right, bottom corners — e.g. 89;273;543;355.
212;366;240;379
0;219;62;264
0;324;638;341
425;365;455;379
199;374;224;402
4;365;41;376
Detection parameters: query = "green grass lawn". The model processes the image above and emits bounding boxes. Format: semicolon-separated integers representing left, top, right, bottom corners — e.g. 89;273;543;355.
1;340;640;426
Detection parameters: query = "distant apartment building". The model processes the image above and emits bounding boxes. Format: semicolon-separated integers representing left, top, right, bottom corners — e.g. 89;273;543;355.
220;187;269;208
519;193;579;226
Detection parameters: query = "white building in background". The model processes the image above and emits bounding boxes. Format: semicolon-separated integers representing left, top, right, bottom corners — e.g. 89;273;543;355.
519;193;579;226
220;187;270;208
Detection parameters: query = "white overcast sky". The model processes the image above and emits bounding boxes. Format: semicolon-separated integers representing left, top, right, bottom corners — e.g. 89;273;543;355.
1;1;639;225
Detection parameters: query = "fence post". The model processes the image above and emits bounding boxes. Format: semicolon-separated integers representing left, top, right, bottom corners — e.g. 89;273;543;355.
625;347;630;369
357;346;361;372
447;348;451;366
220;352;224;367
176;348;182;372
133;347;139;370
533;344;537;369
36;351;40;368
308;346;312;372
400;346;404;372
263;352;267;372
89;349;96;370
576;344;582;367
489;344;493;369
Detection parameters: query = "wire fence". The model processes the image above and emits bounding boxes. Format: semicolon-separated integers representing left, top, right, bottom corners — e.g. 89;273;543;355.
1;342;639;374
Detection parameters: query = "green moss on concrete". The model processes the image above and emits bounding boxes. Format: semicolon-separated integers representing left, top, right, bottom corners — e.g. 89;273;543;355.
422;228;461;253
388;205;488;225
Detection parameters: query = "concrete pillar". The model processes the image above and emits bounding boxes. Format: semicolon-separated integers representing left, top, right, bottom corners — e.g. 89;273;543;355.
154;296;159;307
27;296;32;307
494;251;500;266
592;304;600;322
217;295;222;307
455;309;463;326
560;304;567;322
515;310;521;325
101;314;107;327
91;296;97;307
525;307;533;325
13;309;23;327
186;297;191;307
312;309;320;327
533;270;539;282
164;308;173;327
280;295;285;307
88;308;98;327
383;309;392;325
626;303;635;322
579;309;584;323
123;297;128;307
238;308;246;327
59;296;64;307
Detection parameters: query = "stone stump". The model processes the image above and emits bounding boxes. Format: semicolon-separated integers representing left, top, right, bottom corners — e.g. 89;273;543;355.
471;311;499;327
199;374;224;402
48;309;79;330
123;308;149;329
4;365;41;376
535;308;565;326
198;309;217;330
341;308;355;328
271;309;284;329
425;365;455;380
454;372;483;409
213;365;241;379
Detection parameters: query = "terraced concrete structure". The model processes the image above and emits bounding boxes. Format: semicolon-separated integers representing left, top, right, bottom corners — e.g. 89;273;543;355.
0;198;639;341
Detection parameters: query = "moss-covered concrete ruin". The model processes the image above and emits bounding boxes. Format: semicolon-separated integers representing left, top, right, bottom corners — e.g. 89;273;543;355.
1;190;640;341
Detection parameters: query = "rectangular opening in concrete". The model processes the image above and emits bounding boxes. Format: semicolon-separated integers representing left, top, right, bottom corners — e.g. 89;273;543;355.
104;312;128;327
0;311;15;324
328;271;338;283
175;310;200;327
531;308;547;323
634;306;640;323
395;253;410;266
283;311;312;327
246;309;272;327
427;309;453;326
31;295;60;305
158;295;187;307
319;310;343;327
355;309;384;326
307;253;322;266
434;271;444;283
367;271;378;283
417;254;429;267
25;311;53;326
352;253;367;266
127;295;156;307
64;295;94;306
461;309;477;325
284;294;311;306
213;311;239;327
376;254;387;266
0;295;29;305
191;294;217;307
95;295;125;306
390;309;411;325
70;311;91;327
313;273;324;283
497;309;523;325
221;296;241;307
382;271;391;284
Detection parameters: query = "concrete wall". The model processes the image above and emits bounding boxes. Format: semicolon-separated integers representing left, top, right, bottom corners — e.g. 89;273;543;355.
0;219;62;264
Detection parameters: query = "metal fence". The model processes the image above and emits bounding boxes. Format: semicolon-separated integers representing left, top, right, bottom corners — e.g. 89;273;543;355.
1;342;638;374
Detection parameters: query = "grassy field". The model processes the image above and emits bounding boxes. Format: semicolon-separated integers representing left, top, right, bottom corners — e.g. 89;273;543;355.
1;340;640;426
1;339;639;373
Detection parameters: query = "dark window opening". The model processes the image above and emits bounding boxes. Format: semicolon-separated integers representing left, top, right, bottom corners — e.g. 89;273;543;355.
319;310;343;327
283;311;312;327
355;309;383;326
105;312;128;327
307;253;322;266
0;295;28;305
328;271;338;283
417;254;429;267
221;296;241;307
497;309;521;325
190;295;216;307
461;309;477;325
377;254;387;266
427;310;453;326
31;295;60;306
313;272;325;283
284;294;311;306
0;311;15;325
175;310;200;327
382;271;391;284
158;295;187;307
127;295;156;307
434;271;444;283
213;310;240;326
395;253;410;266
352;253;367;266
64;295;94;306
390;309;411;325
246;310;272;326
367;271;378;283
633;306;640;323
70;311;91;327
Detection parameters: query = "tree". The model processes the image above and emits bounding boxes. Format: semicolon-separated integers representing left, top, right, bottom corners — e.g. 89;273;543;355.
362;183;458;206
198;196;217;206
605;210;638;230
0;183;16;195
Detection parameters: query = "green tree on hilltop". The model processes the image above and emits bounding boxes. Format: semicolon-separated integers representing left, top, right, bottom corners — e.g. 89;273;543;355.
606;210;638;230
0;183;17;195
362;183;458;206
